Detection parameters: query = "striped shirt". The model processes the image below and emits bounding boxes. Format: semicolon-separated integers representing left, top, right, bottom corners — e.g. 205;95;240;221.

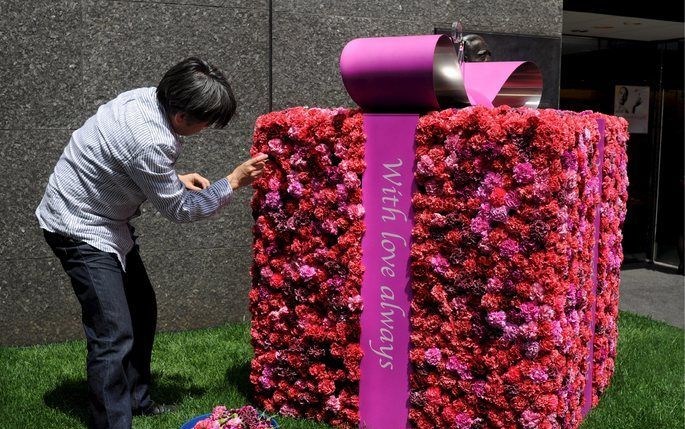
36;87;233;270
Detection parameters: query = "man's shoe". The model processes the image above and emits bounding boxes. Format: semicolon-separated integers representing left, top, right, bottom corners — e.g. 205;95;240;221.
133;401;176;416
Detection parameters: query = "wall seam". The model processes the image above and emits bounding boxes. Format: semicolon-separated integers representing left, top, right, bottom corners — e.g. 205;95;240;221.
268;0;273;112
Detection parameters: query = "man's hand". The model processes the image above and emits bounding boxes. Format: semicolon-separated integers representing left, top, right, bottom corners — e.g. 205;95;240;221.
178;173;211;191
227;154;268;190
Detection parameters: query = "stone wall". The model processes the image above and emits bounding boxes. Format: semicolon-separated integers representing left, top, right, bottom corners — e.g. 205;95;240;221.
0;0;562;346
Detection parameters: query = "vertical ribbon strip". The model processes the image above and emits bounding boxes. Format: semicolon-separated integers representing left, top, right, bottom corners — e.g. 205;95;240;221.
582;118;606;416
359;114;418;429
342;33;544;428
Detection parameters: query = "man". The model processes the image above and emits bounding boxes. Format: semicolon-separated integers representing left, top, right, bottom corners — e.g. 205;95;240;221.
35;57;267;429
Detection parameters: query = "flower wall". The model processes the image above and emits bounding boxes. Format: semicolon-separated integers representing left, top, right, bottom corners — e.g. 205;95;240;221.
249;106;628;429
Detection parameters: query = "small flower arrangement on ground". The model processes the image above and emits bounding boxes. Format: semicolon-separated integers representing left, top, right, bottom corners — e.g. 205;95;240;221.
193;405;278;429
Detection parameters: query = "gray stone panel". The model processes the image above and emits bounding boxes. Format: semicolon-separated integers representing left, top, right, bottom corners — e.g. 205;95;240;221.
0;244;252;346
140;245;252;332
272;3;563;111
0;257;82;346
0;129;74;259
104;0;268;9
82;0;270;133
272;13;427;109
0;1;85;129
273;0;563;36
131;192;253;254
173;128;255;186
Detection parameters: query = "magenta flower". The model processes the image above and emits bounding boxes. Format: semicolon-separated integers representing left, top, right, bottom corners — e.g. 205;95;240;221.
320;219;338;235
472;380;486;398
513;162;536;184
444;133;461;152
490;206;509;223
551;320;563;345
455;412;474;429
226;416;243;429
445;153;459;170
265;191;281;209
347;204;365;220
287;177;304;197
483;172;503;188
211;406;227;419
470;215;490;236
416;155;435;177
430;254;449;275
520;409;543;429
519;302;539;322
325;395;342;411
424;180;441;196
487;311;507;329
520;321;539;340
347;295;363;311
486;277;503;292
424;348;442;366
279;404;298;417
260;266;273;279
343;171;360;188
529;366;549;383
502;324;519;341
267;138;285;154
298;265;316;280
499;239;519;258
446;356;473;380
524;341;540;359
562;149;578;170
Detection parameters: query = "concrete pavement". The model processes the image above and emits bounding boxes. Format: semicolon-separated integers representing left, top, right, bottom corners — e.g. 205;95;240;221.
619;268;684;328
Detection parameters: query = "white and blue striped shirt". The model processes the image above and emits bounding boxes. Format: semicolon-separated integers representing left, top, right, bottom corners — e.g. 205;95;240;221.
36;87;233;270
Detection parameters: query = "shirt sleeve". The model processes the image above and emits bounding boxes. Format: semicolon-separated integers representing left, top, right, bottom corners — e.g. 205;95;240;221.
124;143;233;223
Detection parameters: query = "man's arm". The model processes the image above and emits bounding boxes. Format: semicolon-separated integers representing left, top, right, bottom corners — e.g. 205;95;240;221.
125;143;234;223
124;138;267;224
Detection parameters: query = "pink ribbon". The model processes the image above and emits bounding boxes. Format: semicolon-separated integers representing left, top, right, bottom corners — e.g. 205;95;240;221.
340;34;542;112
359;114;417;429
340;34;544;428
582;118;605;416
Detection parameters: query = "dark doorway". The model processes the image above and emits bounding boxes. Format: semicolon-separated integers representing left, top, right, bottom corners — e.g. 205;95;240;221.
561;30;684;270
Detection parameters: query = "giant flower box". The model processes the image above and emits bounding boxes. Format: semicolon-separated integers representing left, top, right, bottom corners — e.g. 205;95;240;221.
248;105;628;429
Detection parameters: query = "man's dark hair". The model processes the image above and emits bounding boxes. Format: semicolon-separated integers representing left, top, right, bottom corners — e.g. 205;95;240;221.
157;57;237;128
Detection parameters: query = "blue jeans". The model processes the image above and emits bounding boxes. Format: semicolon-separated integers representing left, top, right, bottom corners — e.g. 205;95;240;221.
43;229;156;429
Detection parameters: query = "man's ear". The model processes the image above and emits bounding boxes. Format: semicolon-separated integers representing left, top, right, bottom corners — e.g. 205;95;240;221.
172;112;186;125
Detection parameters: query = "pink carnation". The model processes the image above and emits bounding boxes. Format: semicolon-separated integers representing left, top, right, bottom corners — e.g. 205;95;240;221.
298;265;316;280
446;356;473;380
325;395;341;411
347;295;363;311
520;409;543;429
455;412;474;429
417;155;435;176
487;311;507;329
424;348;442;366
499;239;519;258
430;254;449;275
513;162;536;184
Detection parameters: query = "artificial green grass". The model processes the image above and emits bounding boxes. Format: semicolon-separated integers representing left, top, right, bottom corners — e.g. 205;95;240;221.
0;312;682;429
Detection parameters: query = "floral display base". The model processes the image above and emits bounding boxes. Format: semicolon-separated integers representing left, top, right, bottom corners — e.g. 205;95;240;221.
249;106;628;429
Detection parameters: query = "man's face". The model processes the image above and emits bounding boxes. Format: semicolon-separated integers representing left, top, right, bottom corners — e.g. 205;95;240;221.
170;112;210;136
